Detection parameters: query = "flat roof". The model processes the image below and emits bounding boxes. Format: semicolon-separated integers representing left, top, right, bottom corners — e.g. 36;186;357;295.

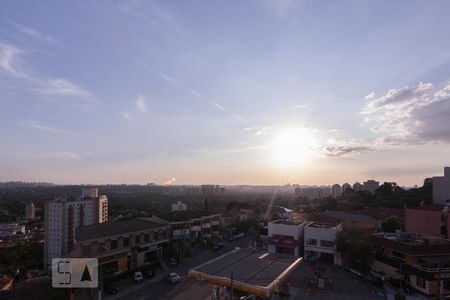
271;218;307;226
307;222;339;229
76;218;168;242
320;210;376;222
189;248;302;297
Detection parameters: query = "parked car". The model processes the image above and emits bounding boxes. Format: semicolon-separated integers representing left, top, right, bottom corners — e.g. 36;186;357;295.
133;271;144;282
145;270;155;278
103;283;118;295
168;258;178;267
165;272;181;283
212;244;224;251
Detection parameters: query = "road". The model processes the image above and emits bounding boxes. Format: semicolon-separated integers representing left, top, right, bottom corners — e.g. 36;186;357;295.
105;237;252;300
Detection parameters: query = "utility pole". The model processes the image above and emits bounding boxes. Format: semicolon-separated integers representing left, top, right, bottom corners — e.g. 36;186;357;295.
230;270;234;300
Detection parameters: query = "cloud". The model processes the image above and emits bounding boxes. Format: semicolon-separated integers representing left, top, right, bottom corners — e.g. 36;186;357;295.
52;152;81;160
290;104;309;109
20;121;81;136
262;0;302;19
160;73;176;84
185;87;200;97
245;126;272;136
163;177;176;185
38;78;90;97
362;82;450;145
135;95;148;113
211;102;247;123
0;43;26;77
319;146;373;157
10;21;57;44
364;92;375;101
120;111;130;120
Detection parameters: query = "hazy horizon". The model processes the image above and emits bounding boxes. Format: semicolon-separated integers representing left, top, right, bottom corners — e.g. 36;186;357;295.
1;1;450;186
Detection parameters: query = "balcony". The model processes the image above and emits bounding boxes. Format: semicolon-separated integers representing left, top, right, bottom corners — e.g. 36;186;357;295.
211;220;220;226
202;223;211;229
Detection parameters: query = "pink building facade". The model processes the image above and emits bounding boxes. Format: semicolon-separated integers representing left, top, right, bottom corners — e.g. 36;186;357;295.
405;205;449;238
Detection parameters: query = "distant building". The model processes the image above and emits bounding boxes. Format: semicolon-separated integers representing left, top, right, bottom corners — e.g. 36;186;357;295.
363;180;379;194
75;218;169;276
353;182;363;192
171;201;187;212
433;167;450;204
44;188;108;267
25;201;36;219
304;222;343;265
371;232;450;297
331;184;341;198
319;210;377;233
405;204;449;238
268;218;308;256
0;223;25;238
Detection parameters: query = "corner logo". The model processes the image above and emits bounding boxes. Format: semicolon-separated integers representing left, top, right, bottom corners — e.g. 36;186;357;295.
52;258;98;288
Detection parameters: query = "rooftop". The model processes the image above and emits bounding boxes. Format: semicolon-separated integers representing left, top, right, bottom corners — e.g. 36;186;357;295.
356;207;404;220
307;222;340;229
155;209;222;222
406;204;447;212
271;218;308;226
320;210;376;222
371;232;450;256
76;218;168;242
189;248;302;297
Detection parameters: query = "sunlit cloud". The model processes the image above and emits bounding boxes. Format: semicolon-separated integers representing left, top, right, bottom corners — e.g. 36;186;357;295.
163;177;176;185
0;42;26;77
135;95;148;113
120;111;130;120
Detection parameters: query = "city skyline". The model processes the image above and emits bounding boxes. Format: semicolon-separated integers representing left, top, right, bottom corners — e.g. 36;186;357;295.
1;1;450;186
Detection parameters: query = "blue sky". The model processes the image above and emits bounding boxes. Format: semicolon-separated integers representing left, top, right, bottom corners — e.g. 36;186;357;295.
1;0;450;186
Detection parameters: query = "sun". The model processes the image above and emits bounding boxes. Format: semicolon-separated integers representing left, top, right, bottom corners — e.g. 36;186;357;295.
271;128;316;168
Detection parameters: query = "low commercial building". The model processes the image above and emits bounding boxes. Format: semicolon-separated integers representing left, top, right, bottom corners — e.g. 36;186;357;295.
371;232;450;297
405;204;449;238
75;218;169;276
0;223;25;238
153;210;222;245
268;218;308;256
304;222;343;265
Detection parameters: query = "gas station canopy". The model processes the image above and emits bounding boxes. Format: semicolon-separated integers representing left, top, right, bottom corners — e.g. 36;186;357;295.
188;248;303;298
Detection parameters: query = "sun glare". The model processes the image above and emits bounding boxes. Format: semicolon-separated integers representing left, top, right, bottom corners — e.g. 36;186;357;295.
271;128;316;168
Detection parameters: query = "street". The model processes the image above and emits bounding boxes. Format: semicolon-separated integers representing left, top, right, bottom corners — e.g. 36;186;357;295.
105;237;252;300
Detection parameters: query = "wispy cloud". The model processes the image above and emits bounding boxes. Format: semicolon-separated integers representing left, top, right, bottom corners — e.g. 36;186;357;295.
0;42;26;77
120;111;130;120
211;102;247;123
10;21;57;44
290;104;309;109
52;152;81;160
185;87;200;97
160;73;176;84
319;146;373;157
20;121;82;136
262;0;302;19
38;78;90;97
135;94;148;113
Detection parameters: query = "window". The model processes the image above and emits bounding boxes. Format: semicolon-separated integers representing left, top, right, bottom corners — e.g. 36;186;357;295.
416;276;426;289
110;240;118;249
320;240;335;248
306;239;317;245
135;235;140;245
123;237;130;247
392;251;405;261
144;233;150;242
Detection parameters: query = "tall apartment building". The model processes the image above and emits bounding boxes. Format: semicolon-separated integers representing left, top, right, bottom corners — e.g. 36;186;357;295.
44;188;108;267
433;167;450;204
25;201;36;219
331;184;341;198
363;180;379;194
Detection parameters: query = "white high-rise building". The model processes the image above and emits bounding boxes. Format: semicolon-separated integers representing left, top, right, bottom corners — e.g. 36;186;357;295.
25;201;36;219
332;184;341;198
433;167;450;204
44;188;108;267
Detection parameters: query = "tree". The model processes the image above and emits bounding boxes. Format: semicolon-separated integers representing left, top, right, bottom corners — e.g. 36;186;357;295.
337;231;374;273
382;216;403;233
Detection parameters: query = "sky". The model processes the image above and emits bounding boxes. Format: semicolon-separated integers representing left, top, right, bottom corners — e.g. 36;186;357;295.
1;0;450;186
